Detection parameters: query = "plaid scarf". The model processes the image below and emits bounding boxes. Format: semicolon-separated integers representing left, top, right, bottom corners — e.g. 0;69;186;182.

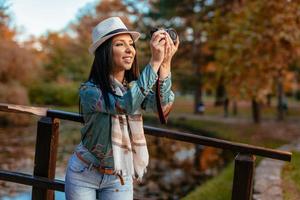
111;77;149;180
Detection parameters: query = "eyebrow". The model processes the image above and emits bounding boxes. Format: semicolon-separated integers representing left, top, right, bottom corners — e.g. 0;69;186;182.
113;39;134;43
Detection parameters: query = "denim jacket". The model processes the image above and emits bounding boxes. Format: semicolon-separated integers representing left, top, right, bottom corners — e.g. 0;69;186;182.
76;64;175;169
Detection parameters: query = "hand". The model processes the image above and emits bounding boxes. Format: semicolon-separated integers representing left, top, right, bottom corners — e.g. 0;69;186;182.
159;34;180;79
149;30;167;72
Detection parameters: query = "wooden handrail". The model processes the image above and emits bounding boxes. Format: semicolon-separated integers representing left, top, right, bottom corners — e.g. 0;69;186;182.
47;109;291;161
0;103;292;161
144;125;291;161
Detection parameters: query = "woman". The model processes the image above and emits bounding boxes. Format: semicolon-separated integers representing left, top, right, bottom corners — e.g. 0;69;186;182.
65;17;179;200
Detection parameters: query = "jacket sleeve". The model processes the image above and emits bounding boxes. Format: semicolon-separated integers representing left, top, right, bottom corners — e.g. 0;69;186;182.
80;64;158;115
141;74;175;118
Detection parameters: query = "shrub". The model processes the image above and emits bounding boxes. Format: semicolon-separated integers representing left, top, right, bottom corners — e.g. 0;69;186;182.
0;83;32;126
29;82;79;106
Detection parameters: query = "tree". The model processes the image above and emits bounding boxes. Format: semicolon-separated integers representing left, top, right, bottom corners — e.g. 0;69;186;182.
0;0;39;125
0;0;14;40
38;32;84;82
38;0;138;84
208;0;300;123
142;0;216;113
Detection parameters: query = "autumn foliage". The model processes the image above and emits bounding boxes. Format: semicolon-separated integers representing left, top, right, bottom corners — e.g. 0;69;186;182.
1;0;300;124
0;2;40;125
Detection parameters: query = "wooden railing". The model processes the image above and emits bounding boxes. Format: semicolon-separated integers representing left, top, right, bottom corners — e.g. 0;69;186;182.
0;103;292;200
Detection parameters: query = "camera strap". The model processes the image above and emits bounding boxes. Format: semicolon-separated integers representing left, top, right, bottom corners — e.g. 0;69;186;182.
156;70;167;124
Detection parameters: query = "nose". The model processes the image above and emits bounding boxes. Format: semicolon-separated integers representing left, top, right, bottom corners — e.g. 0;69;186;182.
125;46;131;53
125;44;134;54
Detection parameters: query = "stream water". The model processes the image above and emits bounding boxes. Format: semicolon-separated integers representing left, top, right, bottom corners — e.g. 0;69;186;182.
0;121;230;199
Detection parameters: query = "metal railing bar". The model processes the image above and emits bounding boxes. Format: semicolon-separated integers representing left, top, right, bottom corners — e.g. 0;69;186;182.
0;170;64;191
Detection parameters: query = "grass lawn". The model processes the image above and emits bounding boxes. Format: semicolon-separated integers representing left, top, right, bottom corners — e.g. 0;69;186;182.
172;94;300;120
282;151;300;200
182;162;234;200
144;115;289;149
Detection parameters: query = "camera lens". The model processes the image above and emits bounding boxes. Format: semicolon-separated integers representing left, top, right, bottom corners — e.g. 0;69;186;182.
150;27;177;43
166;28;177;43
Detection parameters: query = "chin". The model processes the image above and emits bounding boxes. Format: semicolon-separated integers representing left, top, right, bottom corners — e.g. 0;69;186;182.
124;64;133;70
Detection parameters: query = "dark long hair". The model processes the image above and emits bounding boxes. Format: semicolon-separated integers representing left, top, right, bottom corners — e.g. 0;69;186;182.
83;36;139;112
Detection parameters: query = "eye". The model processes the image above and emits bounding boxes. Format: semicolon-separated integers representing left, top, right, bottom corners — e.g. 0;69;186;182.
115;43;123;46
129;43;134;46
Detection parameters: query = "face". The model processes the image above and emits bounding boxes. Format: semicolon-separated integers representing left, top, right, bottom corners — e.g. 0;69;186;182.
112;34;136;73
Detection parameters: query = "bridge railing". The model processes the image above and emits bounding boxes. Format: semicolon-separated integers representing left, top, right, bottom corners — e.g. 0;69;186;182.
0;103;292;200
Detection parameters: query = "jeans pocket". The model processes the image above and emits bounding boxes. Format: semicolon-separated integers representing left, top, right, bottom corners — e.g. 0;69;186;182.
68;154;88;173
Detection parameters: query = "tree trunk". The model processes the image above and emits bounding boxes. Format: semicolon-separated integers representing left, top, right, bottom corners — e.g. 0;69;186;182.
267;94;272;107
277;76;285;121
193;31;204;114
232;100;238;116
252;99;261;123
224;98;229;117
215;77;226;106
194;84;205;114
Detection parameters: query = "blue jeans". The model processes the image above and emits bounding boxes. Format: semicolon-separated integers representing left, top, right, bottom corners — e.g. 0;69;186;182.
65;153;133;200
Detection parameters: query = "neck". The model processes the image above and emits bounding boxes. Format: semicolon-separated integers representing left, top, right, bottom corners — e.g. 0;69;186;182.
113;70;125;83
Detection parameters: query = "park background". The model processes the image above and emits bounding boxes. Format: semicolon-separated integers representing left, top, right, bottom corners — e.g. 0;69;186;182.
0;0;300;199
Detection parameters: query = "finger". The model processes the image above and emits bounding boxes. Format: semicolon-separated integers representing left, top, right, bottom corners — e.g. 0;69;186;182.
159;38;166;46
154;29;166;36
151;30;166;42
174;36;180;49
155;37;168;49
164;33;174;47
165;37;171;53
152;35;166;47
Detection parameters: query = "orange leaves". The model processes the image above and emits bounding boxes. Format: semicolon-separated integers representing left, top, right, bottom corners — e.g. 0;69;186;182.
0;1;16;41
0;1;40;121
210;0;300;102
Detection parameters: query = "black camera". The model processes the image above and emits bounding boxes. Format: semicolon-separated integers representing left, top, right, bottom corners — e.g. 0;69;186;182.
150;28;178;44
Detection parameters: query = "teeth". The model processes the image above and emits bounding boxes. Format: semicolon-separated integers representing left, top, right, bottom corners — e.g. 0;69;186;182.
124;57;131;62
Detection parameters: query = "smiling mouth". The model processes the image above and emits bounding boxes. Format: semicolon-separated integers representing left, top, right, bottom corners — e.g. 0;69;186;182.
123;57;133;63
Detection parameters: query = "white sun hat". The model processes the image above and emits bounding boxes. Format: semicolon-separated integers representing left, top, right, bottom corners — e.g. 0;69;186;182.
89;17;141;54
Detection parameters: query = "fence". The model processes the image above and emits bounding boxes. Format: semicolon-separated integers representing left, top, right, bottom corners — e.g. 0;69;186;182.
0;103;292;200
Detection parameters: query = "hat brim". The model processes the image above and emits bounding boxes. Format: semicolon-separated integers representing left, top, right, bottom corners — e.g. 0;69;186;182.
89;31;140;55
